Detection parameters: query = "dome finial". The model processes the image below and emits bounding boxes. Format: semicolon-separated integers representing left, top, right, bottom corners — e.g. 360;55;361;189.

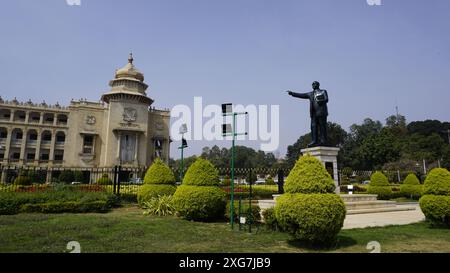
128;52;134;64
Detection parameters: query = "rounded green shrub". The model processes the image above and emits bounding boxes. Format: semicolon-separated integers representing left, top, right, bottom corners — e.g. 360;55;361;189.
367;171;392;200
172;185;226;221
284;155;335;194
182;158;220;186
400;174;423;199
423;168;450;196
265;176;276;185
14;176;32;186
137;159;177;206
420;168;450;227
275;193;346;245
274;155;346;246
419;195;450;227
144;158;176;185
97;174;112;185
137;184;177;206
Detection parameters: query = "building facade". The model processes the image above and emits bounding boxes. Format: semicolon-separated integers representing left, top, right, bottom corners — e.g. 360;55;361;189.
0;54;170;183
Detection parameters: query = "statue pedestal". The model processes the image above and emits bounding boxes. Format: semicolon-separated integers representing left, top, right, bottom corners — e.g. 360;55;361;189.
301;146;341;194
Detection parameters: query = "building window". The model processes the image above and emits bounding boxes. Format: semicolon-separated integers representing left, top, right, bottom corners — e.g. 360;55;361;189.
83;135;94;154
0;153;4;159
54;153;64;161
56;134;65;143
0;131;6;139
29;133;38;141
12;153;20;160
16;132;23;140
40;153;49;161
27;153;35;160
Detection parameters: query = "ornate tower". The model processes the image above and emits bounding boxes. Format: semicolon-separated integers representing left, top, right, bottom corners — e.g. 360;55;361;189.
100;54;153;167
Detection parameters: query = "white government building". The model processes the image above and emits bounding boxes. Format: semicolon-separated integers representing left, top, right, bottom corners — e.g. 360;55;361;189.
0;54;171;183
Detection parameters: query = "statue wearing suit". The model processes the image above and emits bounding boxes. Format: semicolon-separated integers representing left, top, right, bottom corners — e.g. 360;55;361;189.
287;81;329;147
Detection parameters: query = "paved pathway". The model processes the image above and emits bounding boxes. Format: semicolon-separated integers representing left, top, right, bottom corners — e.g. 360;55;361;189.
343;204;425;229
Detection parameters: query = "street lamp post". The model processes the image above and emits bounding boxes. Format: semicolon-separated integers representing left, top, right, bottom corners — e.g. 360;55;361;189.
178;124;188;182
222;103;248;230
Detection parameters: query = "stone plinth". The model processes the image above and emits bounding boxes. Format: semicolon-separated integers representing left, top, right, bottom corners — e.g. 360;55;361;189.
301;146;340;194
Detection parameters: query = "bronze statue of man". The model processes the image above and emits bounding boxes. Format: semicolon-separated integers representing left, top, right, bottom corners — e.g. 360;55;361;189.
287;81;329;147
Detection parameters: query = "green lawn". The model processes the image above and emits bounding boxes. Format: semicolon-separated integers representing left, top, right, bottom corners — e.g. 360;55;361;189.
1;206;449;253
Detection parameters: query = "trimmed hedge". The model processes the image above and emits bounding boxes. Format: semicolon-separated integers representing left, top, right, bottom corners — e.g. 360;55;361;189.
284;155;335;194
275;155;346;246
20;201;110;214
420;168;450;227
423;168;450;196
137;159;177;206
419;195;450;227
275;193;346;245
97;174;112;185
262;208;279;231
172;185;226;221
367;172;393;200
0;187;120;215
144;158;176;185
400;174;423;199
182;158;220;186
14;176;32;186
137;184;177;206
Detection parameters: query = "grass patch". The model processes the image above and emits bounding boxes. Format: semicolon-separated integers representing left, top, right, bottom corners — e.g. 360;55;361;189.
1;206;450;253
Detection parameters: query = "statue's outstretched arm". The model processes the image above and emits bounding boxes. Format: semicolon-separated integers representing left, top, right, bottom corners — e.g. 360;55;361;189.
288;91;310;99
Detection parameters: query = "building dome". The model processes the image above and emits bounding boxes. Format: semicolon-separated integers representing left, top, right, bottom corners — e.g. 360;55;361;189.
115;53;145;82
101;53;153;105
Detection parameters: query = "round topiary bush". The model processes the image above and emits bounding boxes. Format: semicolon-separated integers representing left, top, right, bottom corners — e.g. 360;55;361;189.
367;171;393;200
137;159;177;206
173;158;226;221
284;155;335;194
423;168;450;196
265;176;276;185
419;195;450;227
400;173;423;200
275;193;346;244
143;158;176;185
172;185;226;221
420;168;450;227
97;174;112;185
182;158;220;186
137;184;177;206
14;176;32;186
274;155;346;246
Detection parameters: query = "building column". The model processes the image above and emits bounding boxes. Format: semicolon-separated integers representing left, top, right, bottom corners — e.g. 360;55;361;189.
46;168;52;184
39;113;44;125
25;111;30;123
48;129;56;165
34;129;42;164
9;111;14;122
19;129;27;164
1;167;7;183
4;127;12;163
117;132;122;164
134;133;139;163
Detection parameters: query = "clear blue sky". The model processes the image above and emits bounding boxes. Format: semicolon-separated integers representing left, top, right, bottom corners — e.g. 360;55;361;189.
1;0;449;159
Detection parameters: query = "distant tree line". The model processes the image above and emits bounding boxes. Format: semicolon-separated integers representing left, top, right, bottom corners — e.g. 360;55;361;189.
170;116;450;172
286;116;450;171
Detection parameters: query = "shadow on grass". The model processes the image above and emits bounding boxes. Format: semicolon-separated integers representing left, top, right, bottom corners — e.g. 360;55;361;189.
287;235;357;251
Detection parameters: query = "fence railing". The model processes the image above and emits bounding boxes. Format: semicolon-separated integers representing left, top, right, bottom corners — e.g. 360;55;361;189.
0;163;427;201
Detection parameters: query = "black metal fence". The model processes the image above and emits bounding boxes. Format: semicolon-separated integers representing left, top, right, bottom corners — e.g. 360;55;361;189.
0;163;426;201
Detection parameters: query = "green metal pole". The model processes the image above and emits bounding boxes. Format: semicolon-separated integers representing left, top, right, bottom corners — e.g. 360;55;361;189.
180;146;184;182
230;113;236;229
